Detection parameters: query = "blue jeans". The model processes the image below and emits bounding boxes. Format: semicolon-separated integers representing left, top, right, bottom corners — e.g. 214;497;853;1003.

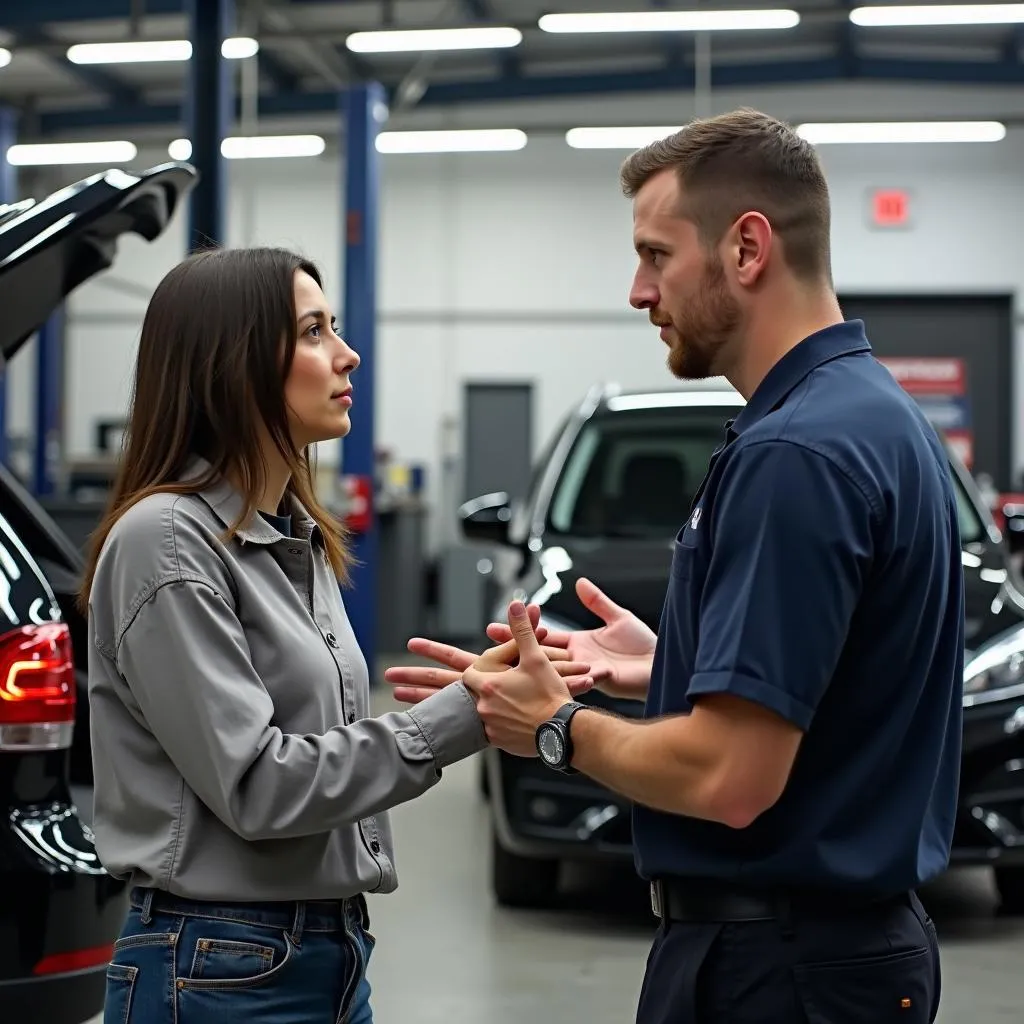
104;887;375;1024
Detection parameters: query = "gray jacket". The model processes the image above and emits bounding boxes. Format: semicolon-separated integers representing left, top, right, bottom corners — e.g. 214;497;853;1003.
86;459;486;902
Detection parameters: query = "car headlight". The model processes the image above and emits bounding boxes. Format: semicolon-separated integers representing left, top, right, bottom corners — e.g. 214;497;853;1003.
963;629;1024;707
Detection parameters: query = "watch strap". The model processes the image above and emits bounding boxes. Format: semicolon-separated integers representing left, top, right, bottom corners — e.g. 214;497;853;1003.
548;701;589;772
553;700;588;728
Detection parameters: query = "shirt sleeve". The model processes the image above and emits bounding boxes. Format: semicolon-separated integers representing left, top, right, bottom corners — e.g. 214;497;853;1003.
114;577;487;842
686;439;875;730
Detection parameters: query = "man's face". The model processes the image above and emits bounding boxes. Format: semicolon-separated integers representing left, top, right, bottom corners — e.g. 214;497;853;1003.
628;168;741;380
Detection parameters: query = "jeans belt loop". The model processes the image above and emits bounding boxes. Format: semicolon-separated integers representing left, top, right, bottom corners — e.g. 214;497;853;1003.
139;887;155;925
290;900;306;946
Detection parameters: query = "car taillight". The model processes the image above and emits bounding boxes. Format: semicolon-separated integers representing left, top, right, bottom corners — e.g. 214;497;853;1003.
0;623;75;752
33;943;114;976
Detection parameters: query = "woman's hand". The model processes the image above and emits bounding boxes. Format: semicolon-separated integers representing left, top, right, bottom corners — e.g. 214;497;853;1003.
485;579;656;702
383;602;593;705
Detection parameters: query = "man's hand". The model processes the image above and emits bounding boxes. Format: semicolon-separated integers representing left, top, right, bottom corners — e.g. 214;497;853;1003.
486;578;657;702
462;601;575;757
383;602;593;705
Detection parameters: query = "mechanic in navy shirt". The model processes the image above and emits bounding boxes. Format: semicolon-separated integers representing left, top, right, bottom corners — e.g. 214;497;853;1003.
391;108;962;1024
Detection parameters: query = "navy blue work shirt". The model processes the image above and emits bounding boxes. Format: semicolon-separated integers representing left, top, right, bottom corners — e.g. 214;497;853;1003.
634;320;965;897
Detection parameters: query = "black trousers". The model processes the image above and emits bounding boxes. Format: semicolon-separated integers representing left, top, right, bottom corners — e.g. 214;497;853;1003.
636;890;940;1024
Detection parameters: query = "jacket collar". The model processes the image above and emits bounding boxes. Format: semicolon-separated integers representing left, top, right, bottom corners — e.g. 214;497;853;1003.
731;319;871;437
181;454;324;547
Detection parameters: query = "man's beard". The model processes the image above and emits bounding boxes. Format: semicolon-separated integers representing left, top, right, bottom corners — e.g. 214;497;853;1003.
665;255;741;380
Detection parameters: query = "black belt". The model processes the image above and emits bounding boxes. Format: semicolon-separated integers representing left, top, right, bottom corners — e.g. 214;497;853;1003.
650;878;907;923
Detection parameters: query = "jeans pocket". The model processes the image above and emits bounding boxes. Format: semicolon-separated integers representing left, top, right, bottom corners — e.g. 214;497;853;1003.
104;963;139;1024
794;946;934;1024
177;923;293;991
189;938;278;981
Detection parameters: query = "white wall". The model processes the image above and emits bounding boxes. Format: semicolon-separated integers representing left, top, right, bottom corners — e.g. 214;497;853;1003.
9;81;1024;551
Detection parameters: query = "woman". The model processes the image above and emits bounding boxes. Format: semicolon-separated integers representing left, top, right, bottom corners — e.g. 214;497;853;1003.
80;246;590;1023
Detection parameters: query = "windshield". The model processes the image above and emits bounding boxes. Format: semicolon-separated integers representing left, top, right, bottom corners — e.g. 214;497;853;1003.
546;404;986;545
547;407;731;539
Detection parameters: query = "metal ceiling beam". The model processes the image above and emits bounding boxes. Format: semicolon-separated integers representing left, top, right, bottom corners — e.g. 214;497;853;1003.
0;0;184;26
3;0;299;94
1002;25;1024;62
34;54;1024;134
253;50;302;93
461;0;520;78
14;26;142;105
649;0;688;67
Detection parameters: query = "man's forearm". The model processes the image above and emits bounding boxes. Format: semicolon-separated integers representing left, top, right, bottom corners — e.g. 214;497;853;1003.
569;708;733;824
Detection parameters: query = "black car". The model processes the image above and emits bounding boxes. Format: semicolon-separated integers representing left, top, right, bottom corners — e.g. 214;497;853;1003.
461;379;1024;913
0;163;196;1021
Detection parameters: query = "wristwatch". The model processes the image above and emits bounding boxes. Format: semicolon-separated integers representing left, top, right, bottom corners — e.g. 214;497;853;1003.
535;701;589;773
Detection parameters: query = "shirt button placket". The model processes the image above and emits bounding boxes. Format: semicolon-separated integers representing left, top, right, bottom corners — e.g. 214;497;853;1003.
322;628;355;723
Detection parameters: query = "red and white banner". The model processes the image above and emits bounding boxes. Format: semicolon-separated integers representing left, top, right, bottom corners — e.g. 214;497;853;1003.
878;357;965;396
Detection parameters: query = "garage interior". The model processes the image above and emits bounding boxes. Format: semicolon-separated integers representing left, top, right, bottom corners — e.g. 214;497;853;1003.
0;2;1023;1022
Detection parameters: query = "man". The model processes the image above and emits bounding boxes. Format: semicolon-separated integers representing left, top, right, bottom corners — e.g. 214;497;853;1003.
386;108;961;1023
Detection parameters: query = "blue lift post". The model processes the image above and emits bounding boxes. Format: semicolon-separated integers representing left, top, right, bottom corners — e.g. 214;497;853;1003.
185;0;232;250
0;106;15;467
342;82;387;679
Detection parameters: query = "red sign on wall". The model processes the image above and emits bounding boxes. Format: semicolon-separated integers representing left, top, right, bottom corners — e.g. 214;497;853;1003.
871;188;911;228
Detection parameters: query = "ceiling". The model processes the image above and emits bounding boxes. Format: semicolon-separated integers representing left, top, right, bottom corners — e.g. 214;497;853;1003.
1;0;1023;141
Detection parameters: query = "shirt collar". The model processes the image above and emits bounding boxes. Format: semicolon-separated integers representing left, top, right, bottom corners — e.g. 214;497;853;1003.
730;319;872;436
181;454;324;547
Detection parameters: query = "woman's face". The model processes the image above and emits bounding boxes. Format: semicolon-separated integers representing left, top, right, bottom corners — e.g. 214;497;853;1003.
284;269;360;448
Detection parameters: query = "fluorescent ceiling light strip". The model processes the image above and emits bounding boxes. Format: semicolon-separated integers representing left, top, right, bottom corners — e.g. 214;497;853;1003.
222;135;324;159
6;141;138;165
566;126;682;148
539;9;800;33
850;4;1024;26
346;27;521;53
797;121;1006;143
375;129;527;154
169;135;325;160
66;37;258;64
222;37;260;59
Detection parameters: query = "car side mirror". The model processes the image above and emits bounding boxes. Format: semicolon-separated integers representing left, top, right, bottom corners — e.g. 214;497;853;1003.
1002;501;1024;556
458;491;512;545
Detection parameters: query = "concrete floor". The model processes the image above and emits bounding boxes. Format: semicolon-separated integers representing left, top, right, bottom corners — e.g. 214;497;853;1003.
83;685;1024;1023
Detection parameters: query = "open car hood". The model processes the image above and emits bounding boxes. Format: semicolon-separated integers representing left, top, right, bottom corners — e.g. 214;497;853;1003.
0;161;197;361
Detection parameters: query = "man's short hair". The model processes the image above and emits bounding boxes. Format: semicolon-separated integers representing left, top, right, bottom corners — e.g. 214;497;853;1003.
620;108;832;283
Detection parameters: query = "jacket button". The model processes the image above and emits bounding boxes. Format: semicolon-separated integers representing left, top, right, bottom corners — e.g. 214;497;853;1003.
326;632;339;648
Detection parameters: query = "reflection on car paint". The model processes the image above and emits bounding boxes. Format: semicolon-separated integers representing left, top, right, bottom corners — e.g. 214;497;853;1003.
532;546;574;606
8;804;108;875
0;515;63;628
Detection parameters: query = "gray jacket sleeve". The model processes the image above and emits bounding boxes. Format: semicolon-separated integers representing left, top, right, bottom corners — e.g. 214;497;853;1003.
114;577;487;841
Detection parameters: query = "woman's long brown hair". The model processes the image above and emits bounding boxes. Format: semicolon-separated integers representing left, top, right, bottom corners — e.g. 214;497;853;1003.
77;246;352;614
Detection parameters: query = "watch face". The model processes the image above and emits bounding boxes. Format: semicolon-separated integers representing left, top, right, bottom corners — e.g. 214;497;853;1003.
538;725;565;766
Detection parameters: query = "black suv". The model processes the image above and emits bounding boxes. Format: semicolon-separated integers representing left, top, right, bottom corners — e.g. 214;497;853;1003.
0;163;195;1021
461;379;1024;914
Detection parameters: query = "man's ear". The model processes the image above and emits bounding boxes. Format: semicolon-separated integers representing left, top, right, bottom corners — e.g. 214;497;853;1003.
728;211;773;288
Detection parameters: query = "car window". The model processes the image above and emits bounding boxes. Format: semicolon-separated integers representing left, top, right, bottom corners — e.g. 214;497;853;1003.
545;403;987;546
547;406;731;538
